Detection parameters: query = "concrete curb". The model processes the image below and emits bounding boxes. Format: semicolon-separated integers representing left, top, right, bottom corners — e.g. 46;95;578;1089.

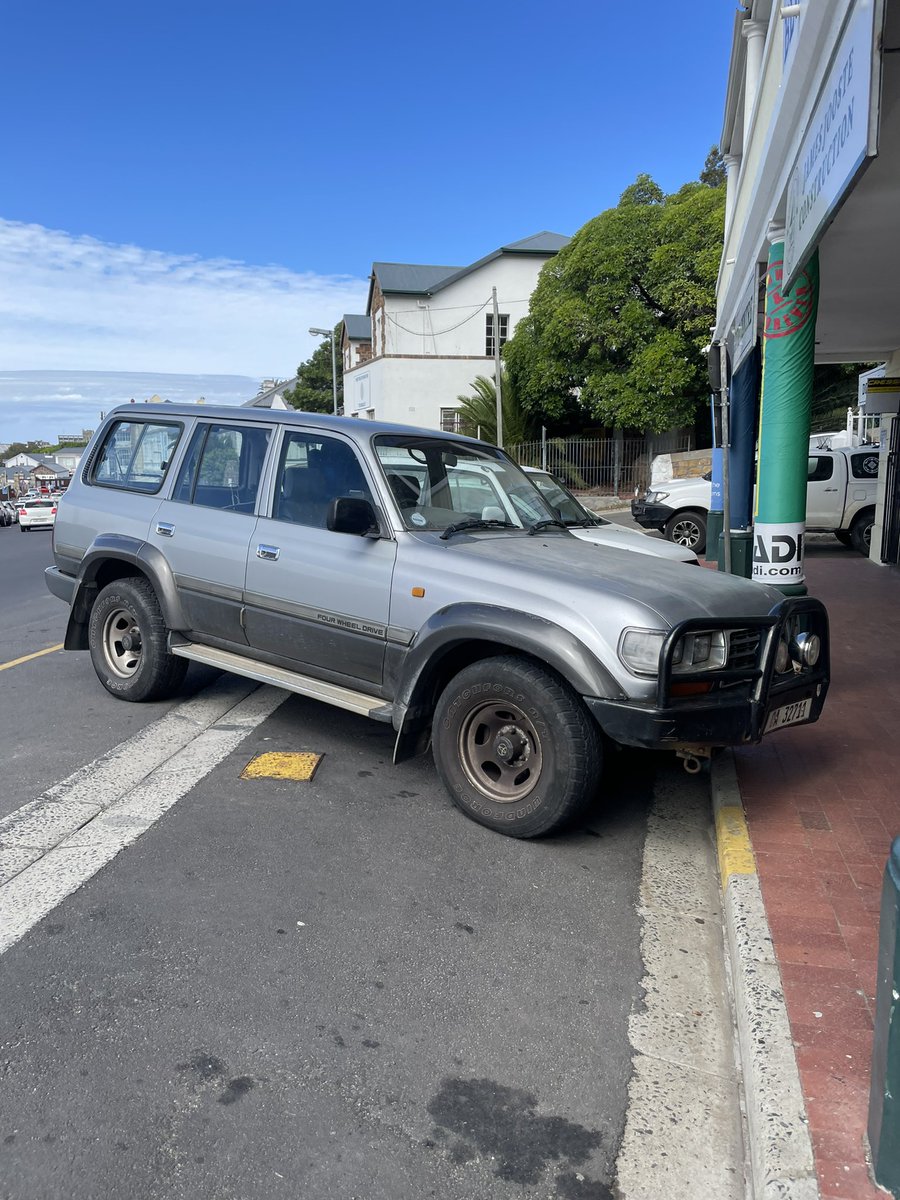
710;750;821;1200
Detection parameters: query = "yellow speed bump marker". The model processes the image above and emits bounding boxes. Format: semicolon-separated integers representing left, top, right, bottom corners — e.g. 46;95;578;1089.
241;752;323;782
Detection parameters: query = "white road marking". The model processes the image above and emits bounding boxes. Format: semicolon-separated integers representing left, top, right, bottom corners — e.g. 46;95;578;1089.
0;678;287;955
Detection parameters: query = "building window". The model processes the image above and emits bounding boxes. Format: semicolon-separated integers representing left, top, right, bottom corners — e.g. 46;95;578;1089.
485;313;509;357
440;408;462;434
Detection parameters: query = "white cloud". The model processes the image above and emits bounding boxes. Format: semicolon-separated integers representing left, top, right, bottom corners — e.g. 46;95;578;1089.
0;370;262;444
0;217;368;375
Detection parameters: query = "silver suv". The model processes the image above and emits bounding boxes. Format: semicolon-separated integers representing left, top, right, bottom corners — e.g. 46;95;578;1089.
46;405;830;837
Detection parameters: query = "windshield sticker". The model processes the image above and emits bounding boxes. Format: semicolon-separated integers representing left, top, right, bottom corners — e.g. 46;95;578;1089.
410;512;427;526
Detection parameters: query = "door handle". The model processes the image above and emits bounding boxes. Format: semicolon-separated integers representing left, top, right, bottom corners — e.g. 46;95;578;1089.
256;544;281;561
156;521;175;537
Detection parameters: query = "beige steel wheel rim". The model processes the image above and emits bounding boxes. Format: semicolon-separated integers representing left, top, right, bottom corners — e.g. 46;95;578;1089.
457;699;543;804
102;607;143;678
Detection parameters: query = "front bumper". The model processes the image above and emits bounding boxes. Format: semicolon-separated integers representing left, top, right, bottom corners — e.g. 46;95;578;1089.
630;498;674;531
586;597;829;750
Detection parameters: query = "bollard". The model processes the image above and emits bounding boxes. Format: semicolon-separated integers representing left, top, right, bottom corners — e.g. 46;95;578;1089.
716;529;754;578
868;836;900;1197
707;509;723;563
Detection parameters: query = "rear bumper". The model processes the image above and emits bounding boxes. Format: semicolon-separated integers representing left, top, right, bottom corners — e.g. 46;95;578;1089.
586;597;830;750
45;565;77;605
630;499;674;531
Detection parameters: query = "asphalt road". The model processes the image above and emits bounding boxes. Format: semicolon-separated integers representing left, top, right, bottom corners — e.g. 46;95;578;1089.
0;522;741;1199
0;525;216;821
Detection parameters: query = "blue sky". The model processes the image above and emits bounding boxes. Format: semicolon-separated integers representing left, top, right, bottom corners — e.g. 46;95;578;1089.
0;0;734;441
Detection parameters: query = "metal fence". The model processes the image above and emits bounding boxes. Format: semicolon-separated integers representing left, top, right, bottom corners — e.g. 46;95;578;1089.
506;431;694;495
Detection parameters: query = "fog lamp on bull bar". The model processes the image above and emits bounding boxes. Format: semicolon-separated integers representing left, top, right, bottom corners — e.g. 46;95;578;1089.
790;631;820;668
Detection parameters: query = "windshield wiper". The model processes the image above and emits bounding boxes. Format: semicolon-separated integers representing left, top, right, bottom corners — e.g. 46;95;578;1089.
527;518;569;535
439;518;515;540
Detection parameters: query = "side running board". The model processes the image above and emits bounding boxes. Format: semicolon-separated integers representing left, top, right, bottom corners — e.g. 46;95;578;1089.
169;640;394;722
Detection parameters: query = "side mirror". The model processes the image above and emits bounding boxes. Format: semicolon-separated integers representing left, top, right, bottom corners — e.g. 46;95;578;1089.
327;496;380;537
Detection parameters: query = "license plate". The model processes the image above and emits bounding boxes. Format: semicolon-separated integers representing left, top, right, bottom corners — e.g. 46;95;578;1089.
764;698;812;733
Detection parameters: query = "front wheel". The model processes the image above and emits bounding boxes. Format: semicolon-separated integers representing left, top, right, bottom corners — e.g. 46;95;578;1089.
432;655;602;838
665;509;707;553
88;577;188;702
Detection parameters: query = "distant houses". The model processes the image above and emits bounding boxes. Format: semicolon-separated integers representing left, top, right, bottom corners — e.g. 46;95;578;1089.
339;233;568;431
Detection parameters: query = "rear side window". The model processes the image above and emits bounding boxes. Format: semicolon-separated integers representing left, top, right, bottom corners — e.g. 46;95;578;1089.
851;452;880;479
173;423;271;513
91;420;182;493
807;456;834;482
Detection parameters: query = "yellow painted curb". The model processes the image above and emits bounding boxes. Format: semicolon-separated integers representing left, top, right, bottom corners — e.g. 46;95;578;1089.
715;803;757;889
241;751;322;781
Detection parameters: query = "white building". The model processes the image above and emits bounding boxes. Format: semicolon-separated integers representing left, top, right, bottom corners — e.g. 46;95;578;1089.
716;0;900;564
341;233;569;431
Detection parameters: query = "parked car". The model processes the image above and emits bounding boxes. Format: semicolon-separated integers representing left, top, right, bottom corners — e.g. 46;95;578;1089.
18;498;58;531
521;468;699;564
631;446;880;554
46;405;830;838
0;500;14;527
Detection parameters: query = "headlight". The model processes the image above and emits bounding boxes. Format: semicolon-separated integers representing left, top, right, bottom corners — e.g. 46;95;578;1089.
619;629;727;676
645;490;669;504
672;631;726;673
620;629;666;675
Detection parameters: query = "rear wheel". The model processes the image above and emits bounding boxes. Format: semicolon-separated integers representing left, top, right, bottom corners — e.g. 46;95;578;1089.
20;525;29;533
432;655;602;838
665;509;707;553
88;577;187;702
849;509;875;556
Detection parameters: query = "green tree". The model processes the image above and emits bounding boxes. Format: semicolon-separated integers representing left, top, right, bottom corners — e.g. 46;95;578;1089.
283;328;342;413
456;372;536;445
700;145;726;188
504;169;727;435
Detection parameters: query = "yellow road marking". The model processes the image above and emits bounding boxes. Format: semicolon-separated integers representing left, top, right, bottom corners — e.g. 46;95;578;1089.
0;643;64;673
241;751;323;782
715;804;757;889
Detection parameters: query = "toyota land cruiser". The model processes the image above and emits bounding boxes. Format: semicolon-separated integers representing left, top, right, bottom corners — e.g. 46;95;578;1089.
45;405;830;838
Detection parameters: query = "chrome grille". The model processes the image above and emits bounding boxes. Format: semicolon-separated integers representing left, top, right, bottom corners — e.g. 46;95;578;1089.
727;629;761;671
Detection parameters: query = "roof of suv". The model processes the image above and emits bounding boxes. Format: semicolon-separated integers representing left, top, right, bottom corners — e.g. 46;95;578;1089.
107;403;487;448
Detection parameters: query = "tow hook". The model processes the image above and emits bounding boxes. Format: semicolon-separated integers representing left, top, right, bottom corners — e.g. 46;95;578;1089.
674;745;712;775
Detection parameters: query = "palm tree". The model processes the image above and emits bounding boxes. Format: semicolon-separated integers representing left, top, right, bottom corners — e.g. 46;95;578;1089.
456;371;536;446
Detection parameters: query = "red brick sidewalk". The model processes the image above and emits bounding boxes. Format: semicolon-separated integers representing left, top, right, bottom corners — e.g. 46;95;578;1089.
732;541;900;1199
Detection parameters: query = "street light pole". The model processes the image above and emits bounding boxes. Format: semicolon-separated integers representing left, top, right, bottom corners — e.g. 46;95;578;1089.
309;326;339;416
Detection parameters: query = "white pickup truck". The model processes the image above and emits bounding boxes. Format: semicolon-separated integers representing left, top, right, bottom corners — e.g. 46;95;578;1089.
631;445;880;555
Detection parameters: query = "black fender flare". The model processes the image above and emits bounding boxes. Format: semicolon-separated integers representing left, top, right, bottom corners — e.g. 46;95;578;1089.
63;534;188;650
389;603;624;761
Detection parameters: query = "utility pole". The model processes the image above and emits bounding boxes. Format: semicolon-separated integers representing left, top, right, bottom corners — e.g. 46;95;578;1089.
492;287;503;448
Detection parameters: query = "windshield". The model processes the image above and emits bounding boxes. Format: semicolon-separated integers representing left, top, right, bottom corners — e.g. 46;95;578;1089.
525;471;612;526
374;436;559;532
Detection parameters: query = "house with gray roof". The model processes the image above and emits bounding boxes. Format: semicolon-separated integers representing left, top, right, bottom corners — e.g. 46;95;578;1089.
3;452;71;490
341;233;568;431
